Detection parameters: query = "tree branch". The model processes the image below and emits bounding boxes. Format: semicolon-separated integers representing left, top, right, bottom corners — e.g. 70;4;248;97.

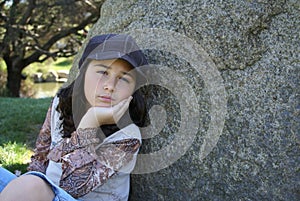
23;10;99;66
19;0;35;25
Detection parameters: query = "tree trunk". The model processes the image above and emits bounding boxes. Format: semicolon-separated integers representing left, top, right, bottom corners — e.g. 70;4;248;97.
6;63;22;97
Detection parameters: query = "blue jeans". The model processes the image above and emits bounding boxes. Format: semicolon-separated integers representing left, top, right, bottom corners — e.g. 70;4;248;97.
0;167;80;201
0;167;16;193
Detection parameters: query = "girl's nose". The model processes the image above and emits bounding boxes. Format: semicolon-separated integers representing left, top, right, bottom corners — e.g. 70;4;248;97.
103;77;117;92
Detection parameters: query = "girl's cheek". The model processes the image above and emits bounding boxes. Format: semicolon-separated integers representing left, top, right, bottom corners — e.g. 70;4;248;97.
96;78;106;88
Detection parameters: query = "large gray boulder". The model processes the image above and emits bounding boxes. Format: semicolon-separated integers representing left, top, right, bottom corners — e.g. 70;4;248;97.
69;0;299;200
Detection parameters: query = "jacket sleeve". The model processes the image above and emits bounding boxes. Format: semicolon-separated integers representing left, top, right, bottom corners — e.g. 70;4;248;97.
48;128;141;198
27;101;53;173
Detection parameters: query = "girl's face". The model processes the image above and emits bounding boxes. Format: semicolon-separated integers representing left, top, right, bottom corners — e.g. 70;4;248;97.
84;59;136;107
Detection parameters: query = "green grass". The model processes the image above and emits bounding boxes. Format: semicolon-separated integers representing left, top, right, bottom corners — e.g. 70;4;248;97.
0;57;71;173
0;142;33;173
0;97;52;173
54;58;73;67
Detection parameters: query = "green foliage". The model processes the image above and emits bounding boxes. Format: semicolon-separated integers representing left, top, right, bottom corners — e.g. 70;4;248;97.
0;59;6;71
0;63;8;96
22;57;72;75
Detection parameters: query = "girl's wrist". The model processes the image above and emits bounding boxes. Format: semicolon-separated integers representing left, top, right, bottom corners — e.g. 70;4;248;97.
78;108;102;129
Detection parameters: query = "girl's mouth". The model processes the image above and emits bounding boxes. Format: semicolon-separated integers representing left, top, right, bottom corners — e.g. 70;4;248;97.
98;95;114;102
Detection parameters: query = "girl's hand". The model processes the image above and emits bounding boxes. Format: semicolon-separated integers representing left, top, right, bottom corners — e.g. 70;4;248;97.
77;96;133;129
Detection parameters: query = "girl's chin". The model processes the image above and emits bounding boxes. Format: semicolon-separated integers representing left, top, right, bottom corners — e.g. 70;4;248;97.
93;103;115;108
93;104;111;108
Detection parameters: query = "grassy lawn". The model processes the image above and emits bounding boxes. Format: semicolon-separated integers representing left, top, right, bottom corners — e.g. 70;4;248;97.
0;97;52;173
0;57;71;174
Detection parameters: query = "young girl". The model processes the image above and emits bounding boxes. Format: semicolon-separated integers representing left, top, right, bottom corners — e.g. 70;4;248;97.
0;34;148;201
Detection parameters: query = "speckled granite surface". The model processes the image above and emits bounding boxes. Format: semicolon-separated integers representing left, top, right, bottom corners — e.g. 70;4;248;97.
68;0;299;200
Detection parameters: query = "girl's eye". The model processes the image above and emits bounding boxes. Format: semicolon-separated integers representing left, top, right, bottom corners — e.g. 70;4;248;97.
119;76;130;83
97;70;108;75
